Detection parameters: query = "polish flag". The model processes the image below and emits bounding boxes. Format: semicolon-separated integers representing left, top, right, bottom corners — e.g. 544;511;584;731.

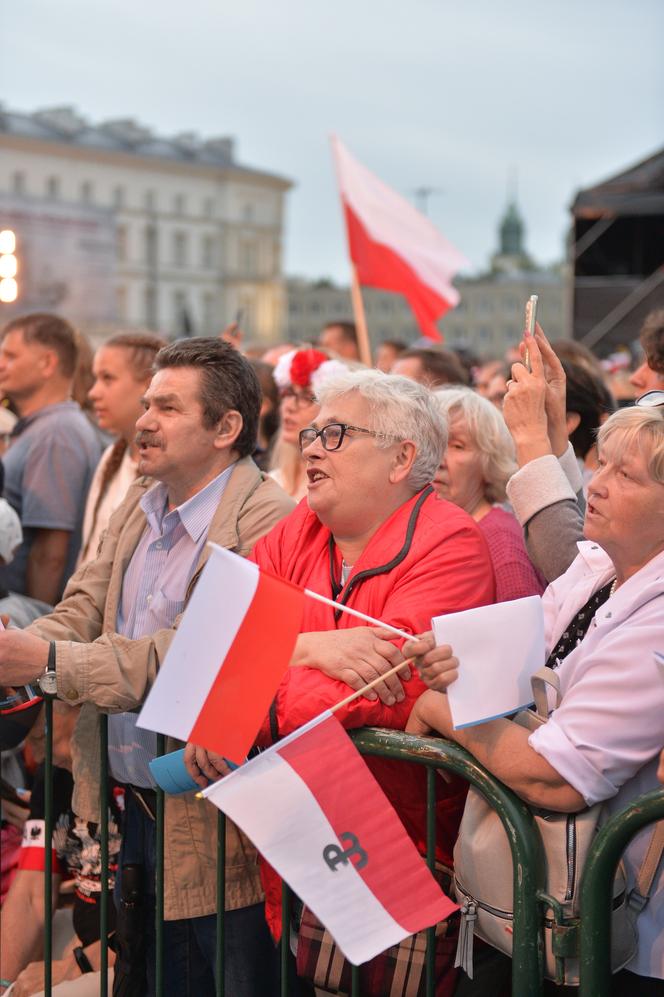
332;136;470;341
203;712;457;965
138;544;304;765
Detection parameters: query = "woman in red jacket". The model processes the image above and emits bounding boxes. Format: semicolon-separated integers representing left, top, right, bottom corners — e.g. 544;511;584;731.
186;370;495;990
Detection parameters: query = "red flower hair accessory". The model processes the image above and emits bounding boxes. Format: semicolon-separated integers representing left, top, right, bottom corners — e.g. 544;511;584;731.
288;348;330;388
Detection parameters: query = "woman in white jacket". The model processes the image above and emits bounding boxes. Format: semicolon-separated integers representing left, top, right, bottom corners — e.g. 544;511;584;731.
406;393;664;994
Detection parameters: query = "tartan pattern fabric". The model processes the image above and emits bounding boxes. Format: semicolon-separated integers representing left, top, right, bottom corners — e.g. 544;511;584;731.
296;868;459;997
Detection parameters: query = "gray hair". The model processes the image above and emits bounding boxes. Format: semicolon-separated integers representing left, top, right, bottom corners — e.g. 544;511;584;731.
434;387;517;503
597;405;664;484
315;369;447;490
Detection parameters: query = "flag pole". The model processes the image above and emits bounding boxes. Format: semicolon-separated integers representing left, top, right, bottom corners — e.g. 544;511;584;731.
303;586;412;642
330;135;372;367
329;656;415;714
350;266;372;367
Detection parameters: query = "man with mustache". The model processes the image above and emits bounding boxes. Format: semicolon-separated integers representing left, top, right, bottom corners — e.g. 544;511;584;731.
0;339;294;997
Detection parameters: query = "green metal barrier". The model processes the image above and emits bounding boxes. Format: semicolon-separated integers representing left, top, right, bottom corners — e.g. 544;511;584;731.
350;728;547;997
40;719;661;997
579;788;664;997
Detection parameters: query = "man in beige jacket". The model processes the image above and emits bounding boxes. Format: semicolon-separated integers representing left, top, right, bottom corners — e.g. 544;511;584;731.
0;339;294;997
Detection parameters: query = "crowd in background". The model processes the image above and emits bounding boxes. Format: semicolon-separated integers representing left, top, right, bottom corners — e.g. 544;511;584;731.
0;305;662;997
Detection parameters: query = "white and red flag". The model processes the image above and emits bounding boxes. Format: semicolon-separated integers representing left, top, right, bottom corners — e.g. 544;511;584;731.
332;136;469;341
138;544;304;765
203;712;457;965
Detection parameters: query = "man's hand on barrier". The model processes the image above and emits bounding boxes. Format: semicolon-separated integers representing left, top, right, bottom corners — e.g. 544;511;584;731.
0;630;50;686
11;953;79;996
293;628;410;706
184;743;233;789
403;633;459;693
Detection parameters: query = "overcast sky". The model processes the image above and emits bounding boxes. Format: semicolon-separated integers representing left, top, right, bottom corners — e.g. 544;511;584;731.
3;0;662;282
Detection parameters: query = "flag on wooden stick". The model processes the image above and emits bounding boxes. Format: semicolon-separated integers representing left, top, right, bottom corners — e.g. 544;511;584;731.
137;543;304;765
332;136;469;341
203;712;457;964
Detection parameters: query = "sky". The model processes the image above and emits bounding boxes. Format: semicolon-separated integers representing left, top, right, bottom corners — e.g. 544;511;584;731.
2;0;663;283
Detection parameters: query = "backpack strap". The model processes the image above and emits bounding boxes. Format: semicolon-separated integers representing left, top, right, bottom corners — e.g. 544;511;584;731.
531;667;562;719
629;820;664;913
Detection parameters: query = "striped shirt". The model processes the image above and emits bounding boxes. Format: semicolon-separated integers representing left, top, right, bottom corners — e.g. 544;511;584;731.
108;464;235;787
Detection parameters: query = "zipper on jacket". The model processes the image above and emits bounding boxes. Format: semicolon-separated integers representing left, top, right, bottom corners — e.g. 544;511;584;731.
565;814;577;902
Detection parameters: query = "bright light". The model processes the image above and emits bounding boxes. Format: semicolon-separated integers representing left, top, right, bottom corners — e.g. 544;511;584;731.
0;255;17;279
0;230;16;255
0;278;18;303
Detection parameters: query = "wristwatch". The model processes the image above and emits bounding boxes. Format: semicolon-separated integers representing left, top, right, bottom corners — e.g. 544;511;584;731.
38;641;58;698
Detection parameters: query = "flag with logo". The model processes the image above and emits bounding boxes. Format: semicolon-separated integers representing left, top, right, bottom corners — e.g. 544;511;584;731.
203;712;457;964
332;135;469;341
138;544;304;764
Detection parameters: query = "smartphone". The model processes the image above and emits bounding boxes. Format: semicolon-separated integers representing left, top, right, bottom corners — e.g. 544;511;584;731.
524;295;538;372
234;309;244;327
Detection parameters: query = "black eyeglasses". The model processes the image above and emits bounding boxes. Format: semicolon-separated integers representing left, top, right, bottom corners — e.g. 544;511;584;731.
635;390;664;408
298;422;399;453
279;386;317;407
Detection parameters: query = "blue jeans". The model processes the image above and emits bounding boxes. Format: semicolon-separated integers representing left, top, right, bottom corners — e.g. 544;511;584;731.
115;789;279;997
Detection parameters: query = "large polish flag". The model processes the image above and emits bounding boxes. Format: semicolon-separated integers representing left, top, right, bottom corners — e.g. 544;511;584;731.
203;712;457;965
138;544;304;765
332;136;470;341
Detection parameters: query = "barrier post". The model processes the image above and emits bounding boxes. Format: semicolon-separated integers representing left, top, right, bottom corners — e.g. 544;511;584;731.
579;788;664;997
43;698;53;997
155;734;165;996
216;810;226;997
281;883;292;997
99;714;109;996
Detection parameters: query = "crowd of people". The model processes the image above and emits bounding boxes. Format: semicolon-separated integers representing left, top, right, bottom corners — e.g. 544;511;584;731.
0;307;662;997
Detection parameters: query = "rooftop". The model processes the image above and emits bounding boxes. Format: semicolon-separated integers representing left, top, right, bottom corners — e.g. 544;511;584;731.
0;104;292;188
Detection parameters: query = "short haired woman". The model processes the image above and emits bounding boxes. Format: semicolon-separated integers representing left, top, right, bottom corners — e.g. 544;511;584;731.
434;387;545;601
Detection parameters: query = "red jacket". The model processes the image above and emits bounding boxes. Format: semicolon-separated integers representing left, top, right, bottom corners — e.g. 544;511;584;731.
252;487;495;937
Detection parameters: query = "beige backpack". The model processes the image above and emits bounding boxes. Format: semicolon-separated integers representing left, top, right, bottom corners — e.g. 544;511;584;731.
452;667;662;986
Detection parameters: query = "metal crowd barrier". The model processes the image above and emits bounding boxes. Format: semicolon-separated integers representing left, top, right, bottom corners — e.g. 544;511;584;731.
38;717;664;997
579;788;664;997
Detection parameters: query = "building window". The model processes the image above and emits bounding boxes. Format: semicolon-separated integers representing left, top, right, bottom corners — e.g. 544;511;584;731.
145;225;158;267
145;285;158;327
113;186;125;208
174;193;186;215
242;203;254;223
201;235;215;269
173;231;188;267
12;172;25;195
80;181;93;204
239;239;256;273
46;176;60;199
202;292;216;333
173;290;192;334
116;285;127;321
203;196;214;216
144;189;156;211
117;225;128;263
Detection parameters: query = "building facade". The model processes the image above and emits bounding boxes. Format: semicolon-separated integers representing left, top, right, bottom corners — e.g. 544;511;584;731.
0;105;292;343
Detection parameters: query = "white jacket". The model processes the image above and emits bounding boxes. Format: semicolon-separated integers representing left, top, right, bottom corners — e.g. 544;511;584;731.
530;541;664;979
